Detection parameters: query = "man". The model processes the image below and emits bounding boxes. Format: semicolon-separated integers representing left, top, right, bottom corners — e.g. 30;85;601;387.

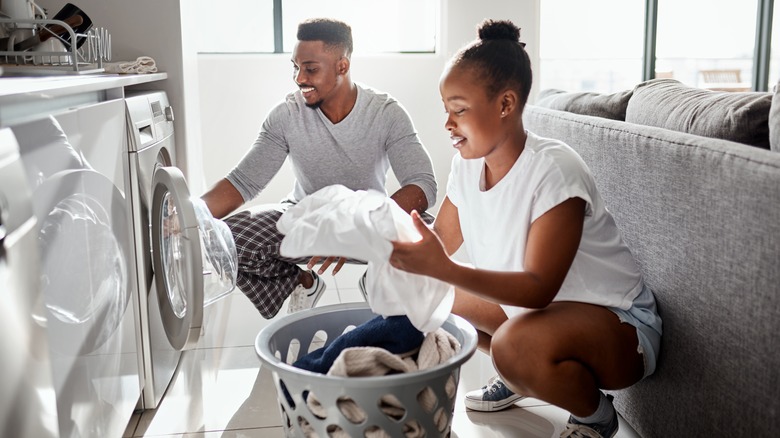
201;18;437;318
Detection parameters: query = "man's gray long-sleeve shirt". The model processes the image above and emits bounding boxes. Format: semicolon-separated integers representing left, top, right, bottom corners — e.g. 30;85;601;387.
227;83;437;208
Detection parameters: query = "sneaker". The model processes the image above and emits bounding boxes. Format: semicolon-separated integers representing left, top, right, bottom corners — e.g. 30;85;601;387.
288;270;327;314
358;270;368;302
464;375;525;412
560;411;619;438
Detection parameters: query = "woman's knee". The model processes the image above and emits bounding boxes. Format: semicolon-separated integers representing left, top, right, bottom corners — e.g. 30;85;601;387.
491;318;544;392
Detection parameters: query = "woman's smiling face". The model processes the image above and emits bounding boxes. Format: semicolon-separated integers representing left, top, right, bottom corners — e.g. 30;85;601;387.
440;65;505;160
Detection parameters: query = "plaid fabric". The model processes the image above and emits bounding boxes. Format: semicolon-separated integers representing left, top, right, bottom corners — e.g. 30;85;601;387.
225;203;435;319
224;204;311;318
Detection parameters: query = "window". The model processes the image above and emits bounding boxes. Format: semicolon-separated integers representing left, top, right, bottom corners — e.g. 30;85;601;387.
539;0;646;93
195;0;275;53
655;0;756;91
195;0;438;54
539;0;776;93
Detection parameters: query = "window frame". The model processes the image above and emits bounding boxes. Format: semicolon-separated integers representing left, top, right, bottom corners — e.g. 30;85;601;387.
270;0;436;55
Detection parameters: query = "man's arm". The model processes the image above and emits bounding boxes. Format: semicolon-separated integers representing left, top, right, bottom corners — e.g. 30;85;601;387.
384;102;438;211
201;178;244;219
203;100;291;219
390;183;428;214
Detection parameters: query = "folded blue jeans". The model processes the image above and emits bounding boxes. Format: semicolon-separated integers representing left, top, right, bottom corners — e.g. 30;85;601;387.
293;314;424;374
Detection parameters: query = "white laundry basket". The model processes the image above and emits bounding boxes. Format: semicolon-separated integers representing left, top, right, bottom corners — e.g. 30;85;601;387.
255;303;478;437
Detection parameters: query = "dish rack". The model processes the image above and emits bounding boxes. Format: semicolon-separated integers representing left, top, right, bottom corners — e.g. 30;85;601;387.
0;17;110;74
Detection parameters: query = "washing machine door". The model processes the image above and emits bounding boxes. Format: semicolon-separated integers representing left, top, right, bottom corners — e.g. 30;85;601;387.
35;168;134;355
150;165;203;351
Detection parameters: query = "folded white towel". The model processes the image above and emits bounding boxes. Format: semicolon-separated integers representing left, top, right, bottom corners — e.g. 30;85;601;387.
103;56;157;74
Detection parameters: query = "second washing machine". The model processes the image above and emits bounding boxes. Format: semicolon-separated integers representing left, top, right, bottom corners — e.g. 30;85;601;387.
0;128;59;438
125;91;237;409
12;99;141;438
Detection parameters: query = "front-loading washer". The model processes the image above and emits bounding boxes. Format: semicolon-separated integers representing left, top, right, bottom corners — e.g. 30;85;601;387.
0;128;59;438
125;91;236;409
11;100;141;438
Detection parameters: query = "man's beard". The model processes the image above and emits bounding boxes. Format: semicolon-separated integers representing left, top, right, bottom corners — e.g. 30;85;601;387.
305;100;323;109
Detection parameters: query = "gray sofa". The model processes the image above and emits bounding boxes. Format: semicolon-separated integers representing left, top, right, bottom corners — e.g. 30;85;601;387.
524;79;780;437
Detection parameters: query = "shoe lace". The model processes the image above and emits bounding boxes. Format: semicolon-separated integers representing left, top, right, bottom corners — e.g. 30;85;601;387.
484;375;505;394
560;423;605;438
288;284;306;313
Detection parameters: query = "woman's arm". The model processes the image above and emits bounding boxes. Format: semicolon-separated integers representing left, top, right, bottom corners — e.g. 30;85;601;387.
432;196;463;256
391;197;585;309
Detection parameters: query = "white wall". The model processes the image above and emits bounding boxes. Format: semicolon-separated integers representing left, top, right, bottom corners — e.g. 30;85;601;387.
196;0;539;213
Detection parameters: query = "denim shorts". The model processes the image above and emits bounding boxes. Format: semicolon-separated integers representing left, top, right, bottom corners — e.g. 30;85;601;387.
608;283;663;379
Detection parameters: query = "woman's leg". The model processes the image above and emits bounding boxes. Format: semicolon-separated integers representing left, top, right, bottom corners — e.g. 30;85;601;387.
490;301;644;417
451;288;507;354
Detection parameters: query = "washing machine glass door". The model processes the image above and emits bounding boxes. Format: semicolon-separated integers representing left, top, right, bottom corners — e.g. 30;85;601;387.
150;166;203;351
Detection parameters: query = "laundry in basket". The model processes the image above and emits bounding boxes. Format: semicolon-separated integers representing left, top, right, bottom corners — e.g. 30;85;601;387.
293;314;424;374
304;327;462;437
255;303;478;438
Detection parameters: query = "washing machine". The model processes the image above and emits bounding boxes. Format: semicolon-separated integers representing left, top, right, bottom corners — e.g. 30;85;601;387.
0;128;59;438
11;99;141;438
125;91;236;409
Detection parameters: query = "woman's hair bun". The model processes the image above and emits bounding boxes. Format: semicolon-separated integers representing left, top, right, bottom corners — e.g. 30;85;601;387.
477;19;520;42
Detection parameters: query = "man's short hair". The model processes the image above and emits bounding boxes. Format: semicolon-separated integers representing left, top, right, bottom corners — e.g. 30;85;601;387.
297;18;353;57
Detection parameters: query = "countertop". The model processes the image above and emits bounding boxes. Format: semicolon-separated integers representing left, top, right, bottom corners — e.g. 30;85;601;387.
0;72;168;100
0;72;168;126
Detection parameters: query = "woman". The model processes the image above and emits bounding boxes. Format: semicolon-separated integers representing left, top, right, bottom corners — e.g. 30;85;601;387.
389;19;662;438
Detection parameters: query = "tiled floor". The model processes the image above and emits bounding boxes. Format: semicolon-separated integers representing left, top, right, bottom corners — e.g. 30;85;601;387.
123;265;641;438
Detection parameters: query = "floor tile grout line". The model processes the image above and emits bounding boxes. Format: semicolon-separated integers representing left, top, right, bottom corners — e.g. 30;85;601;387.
189;344;258;352
135;425;285;437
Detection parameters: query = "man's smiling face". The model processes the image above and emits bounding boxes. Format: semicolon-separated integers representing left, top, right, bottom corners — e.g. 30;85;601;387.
292;40;346;109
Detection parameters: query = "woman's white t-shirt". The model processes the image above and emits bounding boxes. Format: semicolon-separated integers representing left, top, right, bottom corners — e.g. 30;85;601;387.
447;131;643;317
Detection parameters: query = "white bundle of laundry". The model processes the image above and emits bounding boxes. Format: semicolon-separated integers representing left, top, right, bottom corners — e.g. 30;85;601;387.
101;56;157;74
277;184;454;333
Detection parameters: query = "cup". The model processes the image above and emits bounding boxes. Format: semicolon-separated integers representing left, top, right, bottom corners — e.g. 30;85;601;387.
49;3;92;50
2;0;36;42
2;0;35;27
33;37;68;64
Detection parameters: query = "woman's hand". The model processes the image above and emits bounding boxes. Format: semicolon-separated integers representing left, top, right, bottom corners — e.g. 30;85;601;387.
390;210;451;279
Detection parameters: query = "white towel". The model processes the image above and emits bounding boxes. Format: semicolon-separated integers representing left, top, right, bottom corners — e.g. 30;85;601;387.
103;56;157;74
277;185;454;333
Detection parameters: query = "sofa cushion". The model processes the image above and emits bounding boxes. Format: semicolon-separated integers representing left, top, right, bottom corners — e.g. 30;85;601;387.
625;78;771;149
768;79;780;152
536;88;632;121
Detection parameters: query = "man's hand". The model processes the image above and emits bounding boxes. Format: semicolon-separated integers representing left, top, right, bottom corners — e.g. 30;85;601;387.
307;256;347;275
